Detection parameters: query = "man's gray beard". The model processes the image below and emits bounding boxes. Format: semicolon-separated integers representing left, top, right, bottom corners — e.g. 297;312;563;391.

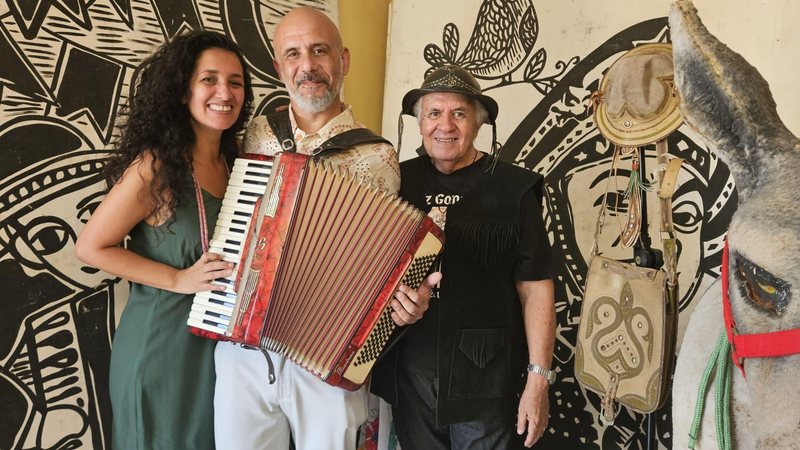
288;78;343;114
290;90;335;114
287;77;344;114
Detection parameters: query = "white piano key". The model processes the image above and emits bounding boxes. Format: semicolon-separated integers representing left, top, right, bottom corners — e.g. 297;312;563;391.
212;238;243;252
217;212;251;226
189;302;231;319
232;162;273;174
210;227;245;240
228;173;270;184
187;313;229;333
231;185;265;195
209;241;243;258
233;157;272;167
210;239;244;254
192;300;235;317
222;197;259;210
214;223;248;238
207;247;240;265
194;289;237;305
215;220;252;234
191;302;232;320
218;209;252;220
209;234;243;247
211;235;246;250
233;173;271;186
217;212;253;225
224;183;264;197
220;204;256;217
202;278;236;296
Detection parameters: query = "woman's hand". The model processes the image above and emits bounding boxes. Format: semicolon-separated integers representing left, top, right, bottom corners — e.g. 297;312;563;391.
172;252;234;294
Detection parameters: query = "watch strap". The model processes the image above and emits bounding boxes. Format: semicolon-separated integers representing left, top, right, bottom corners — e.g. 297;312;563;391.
527;363;556;385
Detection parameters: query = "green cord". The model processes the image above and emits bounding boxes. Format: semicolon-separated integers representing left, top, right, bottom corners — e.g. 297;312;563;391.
688;333;721;448
723;344;732;449
713;334;732;450
688;331;733;449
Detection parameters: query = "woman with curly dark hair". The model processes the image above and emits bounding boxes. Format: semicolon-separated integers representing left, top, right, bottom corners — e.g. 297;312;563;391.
76;30;253;449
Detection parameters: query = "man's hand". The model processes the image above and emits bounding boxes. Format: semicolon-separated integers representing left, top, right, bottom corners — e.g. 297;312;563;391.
390;272;442;326
516;373;550;447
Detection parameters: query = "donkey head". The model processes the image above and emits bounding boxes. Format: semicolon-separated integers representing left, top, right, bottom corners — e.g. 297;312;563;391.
670;0;800;446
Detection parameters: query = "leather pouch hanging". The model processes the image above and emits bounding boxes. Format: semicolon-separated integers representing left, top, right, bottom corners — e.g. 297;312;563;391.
576;253;677;420
575;145;681;422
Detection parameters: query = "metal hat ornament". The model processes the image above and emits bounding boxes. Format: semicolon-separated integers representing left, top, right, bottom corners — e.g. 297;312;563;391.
401;64;499;124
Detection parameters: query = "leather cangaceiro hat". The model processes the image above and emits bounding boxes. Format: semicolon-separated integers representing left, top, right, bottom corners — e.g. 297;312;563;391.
593;43;682;147
401;65;499;124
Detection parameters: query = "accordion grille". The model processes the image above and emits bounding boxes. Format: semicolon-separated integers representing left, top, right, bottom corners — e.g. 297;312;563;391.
259;158;423;377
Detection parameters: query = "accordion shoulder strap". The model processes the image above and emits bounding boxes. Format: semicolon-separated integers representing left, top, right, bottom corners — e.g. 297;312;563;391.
312;128;391;157
265;110;296;152
264;109;391;157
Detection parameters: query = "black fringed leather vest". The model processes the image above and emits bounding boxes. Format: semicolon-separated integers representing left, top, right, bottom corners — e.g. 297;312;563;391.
372;154;544;427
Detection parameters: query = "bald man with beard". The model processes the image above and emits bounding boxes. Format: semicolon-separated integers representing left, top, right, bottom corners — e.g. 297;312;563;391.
212;7;439;450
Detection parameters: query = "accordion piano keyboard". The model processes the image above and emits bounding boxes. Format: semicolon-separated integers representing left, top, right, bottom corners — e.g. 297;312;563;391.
187;155;273;335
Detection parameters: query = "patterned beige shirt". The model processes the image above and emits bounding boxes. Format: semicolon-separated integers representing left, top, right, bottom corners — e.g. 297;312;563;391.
241;104;400;194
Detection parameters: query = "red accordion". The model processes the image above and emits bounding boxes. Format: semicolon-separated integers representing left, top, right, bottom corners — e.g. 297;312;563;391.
188;152;444;390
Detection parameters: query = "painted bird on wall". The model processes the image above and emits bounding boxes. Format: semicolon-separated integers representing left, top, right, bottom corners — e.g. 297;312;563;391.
424;0;538;82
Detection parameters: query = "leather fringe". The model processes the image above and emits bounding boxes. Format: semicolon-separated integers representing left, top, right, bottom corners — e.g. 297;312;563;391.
446;219;519;267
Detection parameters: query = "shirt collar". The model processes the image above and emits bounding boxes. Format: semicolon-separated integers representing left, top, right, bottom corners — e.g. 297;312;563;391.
289;102;353;143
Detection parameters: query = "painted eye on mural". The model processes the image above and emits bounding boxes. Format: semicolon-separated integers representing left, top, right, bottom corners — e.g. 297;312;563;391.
671;198;702;233
733;252;791;317
25;217;74;257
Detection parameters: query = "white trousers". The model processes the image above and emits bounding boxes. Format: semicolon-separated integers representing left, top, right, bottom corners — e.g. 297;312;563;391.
214;341;368;450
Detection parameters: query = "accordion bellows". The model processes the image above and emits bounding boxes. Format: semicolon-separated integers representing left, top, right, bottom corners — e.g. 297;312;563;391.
188;152;444;390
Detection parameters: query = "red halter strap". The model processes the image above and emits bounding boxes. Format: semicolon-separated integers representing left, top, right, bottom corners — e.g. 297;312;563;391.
722;240;800;377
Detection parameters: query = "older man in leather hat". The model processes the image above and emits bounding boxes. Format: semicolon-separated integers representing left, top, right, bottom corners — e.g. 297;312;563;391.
371;65;556;449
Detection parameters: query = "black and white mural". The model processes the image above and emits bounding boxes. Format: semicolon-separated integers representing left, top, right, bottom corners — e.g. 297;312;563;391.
385;0;799;448
3;0;799;448
0;1;333;448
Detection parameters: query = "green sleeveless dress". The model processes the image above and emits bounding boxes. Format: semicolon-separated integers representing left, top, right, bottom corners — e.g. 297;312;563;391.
109;185;220;450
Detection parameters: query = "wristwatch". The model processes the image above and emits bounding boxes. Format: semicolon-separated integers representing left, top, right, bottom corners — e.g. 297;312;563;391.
527;364;556;385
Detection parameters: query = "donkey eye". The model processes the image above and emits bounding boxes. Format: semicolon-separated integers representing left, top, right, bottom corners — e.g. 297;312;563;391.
733;252;791;317
757;282;777;295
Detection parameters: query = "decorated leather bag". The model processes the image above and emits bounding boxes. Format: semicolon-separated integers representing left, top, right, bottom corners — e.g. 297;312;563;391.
575;43;682;421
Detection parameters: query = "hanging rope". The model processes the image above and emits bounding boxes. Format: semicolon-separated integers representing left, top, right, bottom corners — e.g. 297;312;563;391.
688;330;733;450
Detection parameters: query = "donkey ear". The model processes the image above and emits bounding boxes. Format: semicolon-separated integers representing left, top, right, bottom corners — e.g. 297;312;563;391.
669;0;795;200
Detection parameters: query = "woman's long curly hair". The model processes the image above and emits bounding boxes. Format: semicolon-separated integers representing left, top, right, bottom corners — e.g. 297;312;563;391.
104;30;254;223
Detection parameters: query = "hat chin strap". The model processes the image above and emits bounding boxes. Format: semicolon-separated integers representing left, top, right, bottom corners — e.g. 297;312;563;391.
485;122;500;173
397;112;405;153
